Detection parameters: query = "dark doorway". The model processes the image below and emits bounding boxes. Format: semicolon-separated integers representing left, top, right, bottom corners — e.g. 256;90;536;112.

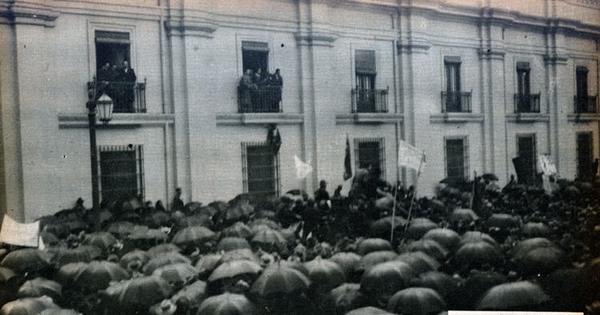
517;135;536;185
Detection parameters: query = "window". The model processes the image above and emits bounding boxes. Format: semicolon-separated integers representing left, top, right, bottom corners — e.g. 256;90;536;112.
242;142;280;201
575;66;596;113
353;50;381;112
577;132;594;181
354;138;386;179
516;134;537;185
514;62;540;113
99;145;145;204
445;137;469;180
442;56;471;112
95;31;130;72
242;41;269;74
238;41;281;113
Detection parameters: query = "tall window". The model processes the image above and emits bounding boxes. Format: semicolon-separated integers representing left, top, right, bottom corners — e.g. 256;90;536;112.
515;62;540;113
354;50;377;112
95;31;130;73
516;135;537;185
242;41;269;74
444;56;462;112
575;66;594;113
355;138;386;179
445;137;468;180
99;145;144;204
242;142;280;201
577;133;593;181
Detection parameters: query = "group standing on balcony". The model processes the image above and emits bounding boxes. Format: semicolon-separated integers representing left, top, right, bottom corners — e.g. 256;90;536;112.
97;60;137;113
238;68;283;112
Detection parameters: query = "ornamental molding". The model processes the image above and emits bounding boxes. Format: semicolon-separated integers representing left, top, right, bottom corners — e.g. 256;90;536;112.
164;19;218;38
0;0;60;27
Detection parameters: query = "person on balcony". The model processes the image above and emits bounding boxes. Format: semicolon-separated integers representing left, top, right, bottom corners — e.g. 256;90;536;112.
118;60;137;112
239;69;257;109
270;68;283;111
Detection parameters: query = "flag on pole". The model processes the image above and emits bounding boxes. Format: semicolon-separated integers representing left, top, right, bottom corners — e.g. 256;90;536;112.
398;140;425;171
0;215;40;247
343;135;352;180
538;154;557;176
295;155;313;179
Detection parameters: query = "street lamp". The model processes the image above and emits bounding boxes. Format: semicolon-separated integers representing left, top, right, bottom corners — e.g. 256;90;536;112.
87;82;113;212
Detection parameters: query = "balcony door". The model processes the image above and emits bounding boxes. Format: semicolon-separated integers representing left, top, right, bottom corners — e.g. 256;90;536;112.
355;50;376;112
517;135;536;185
577;133;593;181
444;57;461;112
576;66;590;113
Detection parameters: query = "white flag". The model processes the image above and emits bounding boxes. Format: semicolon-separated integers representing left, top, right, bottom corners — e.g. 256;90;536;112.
398;140;425;171
538;154;557;176
294;155;313;179
0;215;40;247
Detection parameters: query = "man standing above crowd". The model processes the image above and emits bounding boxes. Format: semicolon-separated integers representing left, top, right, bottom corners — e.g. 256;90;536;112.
119;60;137;112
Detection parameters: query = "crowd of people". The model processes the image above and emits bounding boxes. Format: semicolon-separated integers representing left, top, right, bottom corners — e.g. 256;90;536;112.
238;68;283;112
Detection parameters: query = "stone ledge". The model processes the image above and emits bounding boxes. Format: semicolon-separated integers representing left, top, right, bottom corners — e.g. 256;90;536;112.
505;113;550;122
567;114;600;122
335;113;403;125
216;113;304;126
429;113;484;123
58;113;174;128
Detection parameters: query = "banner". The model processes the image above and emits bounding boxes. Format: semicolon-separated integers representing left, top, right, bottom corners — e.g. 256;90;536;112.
398;140;425;171
0;215;40;247
538;154;557;176
294;155;313;179
343;135;352;180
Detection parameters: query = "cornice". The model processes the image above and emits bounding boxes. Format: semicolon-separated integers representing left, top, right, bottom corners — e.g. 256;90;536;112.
216;113;304;126
164;19;218;38
478;48;506;60
295;30;339;47
335;113;404;125
0;0;59;27
58;113;175;129
544;54;570;65
429;113;484;124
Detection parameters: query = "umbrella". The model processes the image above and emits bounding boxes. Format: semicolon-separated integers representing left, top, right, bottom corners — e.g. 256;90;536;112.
127;227;169;244
216;237;251;252
219;249;260;265
17;277;62;301
511;237;554;259
247;264;311;299
345;307;393;315
386;287;446;315
481;173;499;181
197;293;260;315
171;280;208;310
541;268;594;311
405;218;438;240
253;210;276;220
356;251;398;274
175;214;213;229
147;243;182;258
103;276;173;313
459;231;498;247
512;245;566;277
486;213;520;230
41;223;71;239
452;241;503;272
172;226;216;249
303;257;345;292
277;259;309;276
221;202;254;224
0;266;17;284
409;271;458;304
401;239;448;262
208;201;229;213
107;221;136;236
0;296;59;315
329;252;362;278
449;209;479;223
395;252;440;275
251;229;286;253
521;222;551;238
144;252;192;275
1;249;51;274
322;283;366;315
360;261;417;307
119;249;150;272
476;281;552;310
356;238;392;256
39;309;82;315
196;253;223;277
222;222;253;239
54;263;87;286
370;216;407;239
458;270;508;309
143;211;171;228
208;260;262;283
81;232;118;254
152;263;198;288
47;245;102;267
71;261;131;292
422;229;461;253
248;219;280;233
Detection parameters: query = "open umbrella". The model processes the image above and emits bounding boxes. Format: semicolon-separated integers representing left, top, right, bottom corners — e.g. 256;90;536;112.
222;222;253;239
387;287;446;315
356;251;398;274
486;213;521;230
459;231;498;247
370;216;407;239
329;252;362;278
248;219;280;233
322;283;366;315
401;239;448;262
208;201;229;213
476;281;552;310
512;245;566;277
247;264;310;299
197;293;260;315
422;229;461;253
126;227;169;245
395;252;440;275
449;209;479;223
208;260;262;284
148;299;177;315
0;296;59;315
405;218;438;240
152;263;198;289
303;257;345;292
71;261;131;292
143;211;171;228
40;232;60;247
0;266;17;284
47;245;102;267
360;261;417;307
521;222;551;238
458;270;508;310
511;237;554;259
356;238;392;256
221;202;254;224
103;276;173;313
144;252;191;275
219;249;260;265
175;214;213;230
172;280;208;311
452;241;503;272
54;263;87;286
1;249;51;274
216;237;251;252
119;249;150;272
81;232;118;254
409;271;458;305
17;277;62;301
345;307;393;315
107;221;136;236
251;229;286;253
172;226;216;249
147;243;182;258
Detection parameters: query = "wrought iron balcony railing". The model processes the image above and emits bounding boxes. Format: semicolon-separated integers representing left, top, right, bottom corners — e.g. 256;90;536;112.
238;86;282;113
351;88;388;113
441;91;472;113
574;95;598;114
88;80;147;113
514;93;541;113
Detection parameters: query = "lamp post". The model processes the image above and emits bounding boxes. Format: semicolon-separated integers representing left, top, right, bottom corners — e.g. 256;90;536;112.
87;83;113;212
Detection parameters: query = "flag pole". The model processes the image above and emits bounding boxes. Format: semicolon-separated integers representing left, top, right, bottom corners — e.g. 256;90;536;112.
390;171;399;244
405;153;424;231
470;170;477;209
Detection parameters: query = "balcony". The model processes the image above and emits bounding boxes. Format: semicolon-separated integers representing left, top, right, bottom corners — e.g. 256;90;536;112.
514;93;541;113
574;95;598;114
238;86;282;113
351;89;388;113
441;91;472;113
88;80;147;113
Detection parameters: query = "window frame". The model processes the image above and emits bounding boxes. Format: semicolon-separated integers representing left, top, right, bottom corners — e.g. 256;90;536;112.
241;142;280;201
354;137;386;180
88;23;136;80
444;136;469;180
516;133;537;185
98;144;145;204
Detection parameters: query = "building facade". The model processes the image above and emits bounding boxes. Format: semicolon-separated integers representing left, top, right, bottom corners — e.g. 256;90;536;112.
1;0;599;222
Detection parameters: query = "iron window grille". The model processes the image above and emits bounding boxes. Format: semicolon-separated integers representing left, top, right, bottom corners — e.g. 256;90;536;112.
444;137;469;180
98;144;145;204
241;142;281;201
354;137;386;180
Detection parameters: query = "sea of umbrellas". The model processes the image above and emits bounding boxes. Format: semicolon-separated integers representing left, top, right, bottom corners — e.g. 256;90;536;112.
1;179;600;315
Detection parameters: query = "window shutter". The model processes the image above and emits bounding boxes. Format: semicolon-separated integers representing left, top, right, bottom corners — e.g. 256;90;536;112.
516;62;531;70
242;41;269;52
355;50;376;74
95;31;131;44
443;56;462;64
